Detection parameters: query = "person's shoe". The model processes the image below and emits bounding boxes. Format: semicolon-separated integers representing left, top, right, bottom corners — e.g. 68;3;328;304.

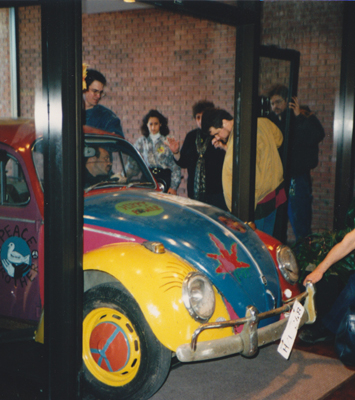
298;323;335;344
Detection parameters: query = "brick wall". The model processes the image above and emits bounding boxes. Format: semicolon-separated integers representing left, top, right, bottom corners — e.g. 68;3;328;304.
0;8;11;117
4;2;345;237
18;6;42;119
82;9;236;197
83;9;236;138
0;6;42;119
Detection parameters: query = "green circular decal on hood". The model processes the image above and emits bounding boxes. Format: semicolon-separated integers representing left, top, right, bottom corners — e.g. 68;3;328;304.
115;201;164;216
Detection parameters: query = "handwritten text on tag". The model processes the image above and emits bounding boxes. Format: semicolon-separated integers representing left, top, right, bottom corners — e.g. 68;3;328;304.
278;300;305;359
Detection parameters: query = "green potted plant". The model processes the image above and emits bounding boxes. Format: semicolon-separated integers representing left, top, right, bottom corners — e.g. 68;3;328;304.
293;199;355;285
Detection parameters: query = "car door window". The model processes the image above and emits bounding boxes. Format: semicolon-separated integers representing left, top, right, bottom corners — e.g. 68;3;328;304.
0;153;30;206
83;136;155;190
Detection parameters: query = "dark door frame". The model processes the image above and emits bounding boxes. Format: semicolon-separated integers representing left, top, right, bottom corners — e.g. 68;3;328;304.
0;1;83;399
259;45;300;174
259;45;300;242
333;2;355;230
232;22;260;221
41;1;83;398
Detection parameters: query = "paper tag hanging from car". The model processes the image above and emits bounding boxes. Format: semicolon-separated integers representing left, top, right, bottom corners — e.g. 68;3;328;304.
278;300;305;359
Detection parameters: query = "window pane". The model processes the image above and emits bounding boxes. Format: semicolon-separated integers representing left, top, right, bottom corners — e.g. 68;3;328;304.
1;155;30;206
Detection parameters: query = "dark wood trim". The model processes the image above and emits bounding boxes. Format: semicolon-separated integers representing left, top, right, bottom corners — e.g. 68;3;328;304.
141;0;260;27
0;1;39;7
232;22;260;221
333;2;355;230
259;45;300;242
41;0;83;398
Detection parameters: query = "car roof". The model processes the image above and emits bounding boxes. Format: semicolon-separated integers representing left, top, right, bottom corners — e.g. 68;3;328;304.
0;118;37;150
0;118;123;152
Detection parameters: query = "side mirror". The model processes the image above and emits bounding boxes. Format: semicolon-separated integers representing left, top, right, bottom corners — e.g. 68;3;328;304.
157;180;168;193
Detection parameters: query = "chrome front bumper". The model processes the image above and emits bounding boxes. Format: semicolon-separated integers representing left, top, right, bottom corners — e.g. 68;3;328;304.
176;283;316;362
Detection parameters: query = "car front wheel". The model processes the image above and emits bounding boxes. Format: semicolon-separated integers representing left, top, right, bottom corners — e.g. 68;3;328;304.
82;283;171;400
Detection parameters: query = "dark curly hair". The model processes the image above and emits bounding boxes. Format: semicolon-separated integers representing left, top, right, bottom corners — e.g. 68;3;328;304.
140;109;170;138
85;69;107;89
192;100;215;118
268;84;288;101
201;108;233;135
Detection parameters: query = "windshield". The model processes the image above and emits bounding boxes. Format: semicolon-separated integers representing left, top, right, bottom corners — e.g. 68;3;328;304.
32;135;156;192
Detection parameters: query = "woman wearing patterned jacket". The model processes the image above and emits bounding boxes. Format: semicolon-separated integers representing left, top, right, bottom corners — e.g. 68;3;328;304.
134;109;181;194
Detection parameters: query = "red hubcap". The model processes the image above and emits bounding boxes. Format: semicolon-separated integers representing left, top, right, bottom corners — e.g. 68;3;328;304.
90;322;130;372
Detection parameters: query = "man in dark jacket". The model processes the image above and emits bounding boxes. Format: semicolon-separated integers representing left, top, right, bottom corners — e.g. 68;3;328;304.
166;100;227;210
268;84;325;240
84;69;124;137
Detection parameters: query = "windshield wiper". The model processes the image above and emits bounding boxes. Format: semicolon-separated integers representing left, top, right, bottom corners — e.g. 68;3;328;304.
85;180;154;193
127;182;155;188
85;181;111;193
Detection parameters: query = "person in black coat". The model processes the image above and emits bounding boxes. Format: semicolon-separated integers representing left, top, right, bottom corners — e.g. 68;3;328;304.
166;100;227;210
268;84;325;240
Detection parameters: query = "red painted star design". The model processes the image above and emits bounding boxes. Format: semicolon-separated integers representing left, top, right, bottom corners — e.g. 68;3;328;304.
207;233;249;276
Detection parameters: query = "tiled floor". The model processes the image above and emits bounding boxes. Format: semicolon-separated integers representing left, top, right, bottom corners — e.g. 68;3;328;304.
294;338;355;400
0;333;353;399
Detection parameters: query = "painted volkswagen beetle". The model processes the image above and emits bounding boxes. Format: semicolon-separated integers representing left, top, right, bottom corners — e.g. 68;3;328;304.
0;119;315;400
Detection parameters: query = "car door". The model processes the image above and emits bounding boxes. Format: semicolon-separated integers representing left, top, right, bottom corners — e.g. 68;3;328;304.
0;147;42;322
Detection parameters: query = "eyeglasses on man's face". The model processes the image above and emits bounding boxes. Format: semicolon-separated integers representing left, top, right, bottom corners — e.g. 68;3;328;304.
89;88;106;98
99;155;111;163
87;155;111;164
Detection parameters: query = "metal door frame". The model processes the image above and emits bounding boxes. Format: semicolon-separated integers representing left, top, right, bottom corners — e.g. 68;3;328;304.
333;2;355;230
259;45;300;242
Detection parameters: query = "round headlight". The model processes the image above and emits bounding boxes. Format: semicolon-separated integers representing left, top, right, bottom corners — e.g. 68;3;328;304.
276;245;299;285
182;272;215;322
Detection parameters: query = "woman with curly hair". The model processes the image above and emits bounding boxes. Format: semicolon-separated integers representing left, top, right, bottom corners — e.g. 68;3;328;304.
134;109;181;194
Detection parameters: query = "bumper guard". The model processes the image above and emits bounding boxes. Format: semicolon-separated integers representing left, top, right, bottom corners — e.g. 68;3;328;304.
176;283;316;362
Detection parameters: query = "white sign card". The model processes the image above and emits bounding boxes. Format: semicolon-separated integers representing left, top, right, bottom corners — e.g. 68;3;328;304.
278;299;305;360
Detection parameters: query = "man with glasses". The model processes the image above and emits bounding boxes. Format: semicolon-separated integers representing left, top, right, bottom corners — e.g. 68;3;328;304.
84;69;124;137
201;108;286;236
